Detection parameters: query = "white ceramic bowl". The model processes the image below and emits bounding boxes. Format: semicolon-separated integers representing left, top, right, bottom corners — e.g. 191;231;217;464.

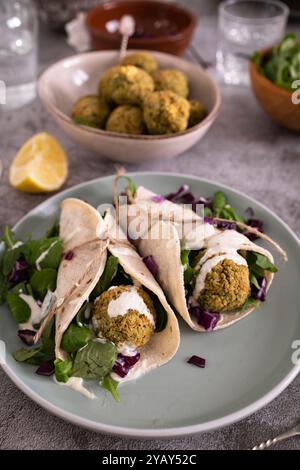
38;50;221;163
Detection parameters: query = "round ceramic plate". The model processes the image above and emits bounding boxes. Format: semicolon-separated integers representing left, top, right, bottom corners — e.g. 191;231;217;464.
1;173;300;438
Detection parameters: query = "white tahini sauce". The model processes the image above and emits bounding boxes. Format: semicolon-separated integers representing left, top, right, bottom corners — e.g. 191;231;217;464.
35;240;59;271
54;376;95;400
19;290;56;330
117;341;138;356
192;230;250;300
107;286;155;326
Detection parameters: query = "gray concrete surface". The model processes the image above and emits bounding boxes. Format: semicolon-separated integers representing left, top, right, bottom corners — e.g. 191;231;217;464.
0;1;299;450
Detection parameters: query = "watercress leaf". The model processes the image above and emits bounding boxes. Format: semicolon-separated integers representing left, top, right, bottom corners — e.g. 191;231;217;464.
10;282;28;295
41;316;55;341
30;268;57;300
204;207;213;217
61;324;91;353
220;206;245;223
54;358;73;383
40;337;55;358
212;191;226;211
247;252;278;273
0;269;9;304
72;341;117;380
7;293;31;323
184;266;194;286
2;246;24;276
101;375;120;402
76;302;89;327
90;256;119;299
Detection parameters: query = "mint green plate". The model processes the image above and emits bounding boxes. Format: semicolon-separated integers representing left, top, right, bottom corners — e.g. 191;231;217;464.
1;173;299;437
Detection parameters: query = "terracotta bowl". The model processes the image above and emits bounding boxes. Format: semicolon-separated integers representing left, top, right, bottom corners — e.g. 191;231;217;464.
86;0;197;56
38;50;221;163
249;51;300;133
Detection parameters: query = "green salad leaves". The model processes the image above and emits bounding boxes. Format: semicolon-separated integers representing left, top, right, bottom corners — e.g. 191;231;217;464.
253;33;300;91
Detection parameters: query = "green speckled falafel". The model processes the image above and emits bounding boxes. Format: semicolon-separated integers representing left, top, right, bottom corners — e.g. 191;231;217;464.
71;95;111;128
196;259;250;312
121;52;159;75
143;90;190;134
188;100;207;127
92;285;156;348
106;105;145;134
153;69;189;98
99;65;154;106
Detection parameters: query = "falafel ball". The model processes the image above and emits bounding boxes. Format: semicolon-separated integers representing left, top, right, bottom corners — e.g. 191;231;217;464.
188;100;207;127
99;65;154;106
106;105;145;135
92;285;156;349
196;259;250;312
153;69;189;98
71;95;111;128
121;52;159;75
143;90;190;134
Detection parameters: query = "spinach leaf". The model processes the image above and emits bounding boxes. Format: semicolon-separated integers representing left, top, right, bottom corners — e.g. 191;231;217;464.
72;341;117;380
13;347;42;364
247;252;278;274
24;237;62;270
241;296;259;312
76;302;90;326
10;282;28;295
2;246;24;277
101;375;120;402
249;272;260;290
30;268;57;300
0;269;9;304
153;297;168;333
90;256;119;300
61;324;91;353
46;219;60;238
54;358;73;383
7;293;31;323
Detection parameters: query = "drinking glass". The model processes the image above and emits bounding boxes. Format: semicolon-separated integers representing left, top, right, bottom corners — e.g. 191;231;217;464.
0;0;38;110
217;0;289;85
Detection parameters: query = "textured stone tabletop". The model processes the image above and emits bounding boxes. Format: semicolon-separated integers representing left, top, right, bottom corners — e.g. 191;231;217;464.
0;1;299;450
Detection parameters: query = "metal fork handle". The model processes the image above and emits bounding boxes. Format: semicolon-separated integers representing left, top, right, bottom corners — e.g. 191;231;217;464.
252;426;300;450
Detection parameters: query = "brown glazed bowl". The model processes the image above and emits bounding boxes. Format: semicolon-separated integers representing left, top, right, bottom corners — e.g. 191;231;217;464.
250;50;300;133
86;0;197;56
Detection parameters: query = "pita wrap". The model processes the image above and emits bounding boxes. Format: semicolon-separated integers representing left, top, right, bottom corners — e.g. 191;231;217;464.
118;185;277;332
35;199;179;383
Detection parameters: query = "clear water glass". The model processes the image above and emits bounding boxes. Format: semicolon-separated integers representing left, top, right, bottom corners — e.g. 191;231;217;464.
217;0;289;86
0;0;38;110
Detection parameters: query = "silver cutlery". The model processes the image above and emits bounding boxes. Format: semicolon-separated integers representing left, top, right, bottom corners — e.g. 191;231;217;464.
252;421;300;450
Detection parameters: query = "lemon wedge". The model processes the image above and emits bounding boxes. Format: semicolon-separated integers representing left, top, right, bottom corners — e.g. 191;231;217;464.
9;132;68;193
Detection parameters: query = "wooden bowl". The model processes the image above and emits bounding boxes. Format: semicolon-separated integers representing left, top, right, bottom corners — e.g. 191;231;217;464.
249;51;300;133
86;0;197;56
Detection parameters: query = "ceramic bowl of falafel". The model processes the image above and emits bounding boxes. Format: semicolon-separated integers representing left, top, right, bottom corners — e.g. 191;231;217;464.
38;50;221;163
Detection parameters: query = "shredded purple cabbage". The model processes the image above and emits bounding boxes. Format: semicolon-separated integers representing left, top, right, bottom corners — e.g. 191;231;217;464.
187;355;206;368
189;306;219;331
165;184;190;202
18;329;36;346
143;255;158;277
151;194;165;203
8;258;29;286
64;250;74;261
112;353;140;378
36;360;55;376
216;220;237;230
252;277;267;302
244;218;264;241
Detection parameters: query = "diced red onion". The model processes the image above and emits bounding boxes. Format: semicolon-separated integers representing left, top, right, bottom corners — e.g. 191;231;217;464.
187;355;206;368
8;258;29;285
189;306;219;331
165;184;190;202
36;360;55;376
18;329;36;346
143;256;158;277
113;353;140;378
64;250;74;261
204;216;214;225
252;277;267;302
151;194;165;203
